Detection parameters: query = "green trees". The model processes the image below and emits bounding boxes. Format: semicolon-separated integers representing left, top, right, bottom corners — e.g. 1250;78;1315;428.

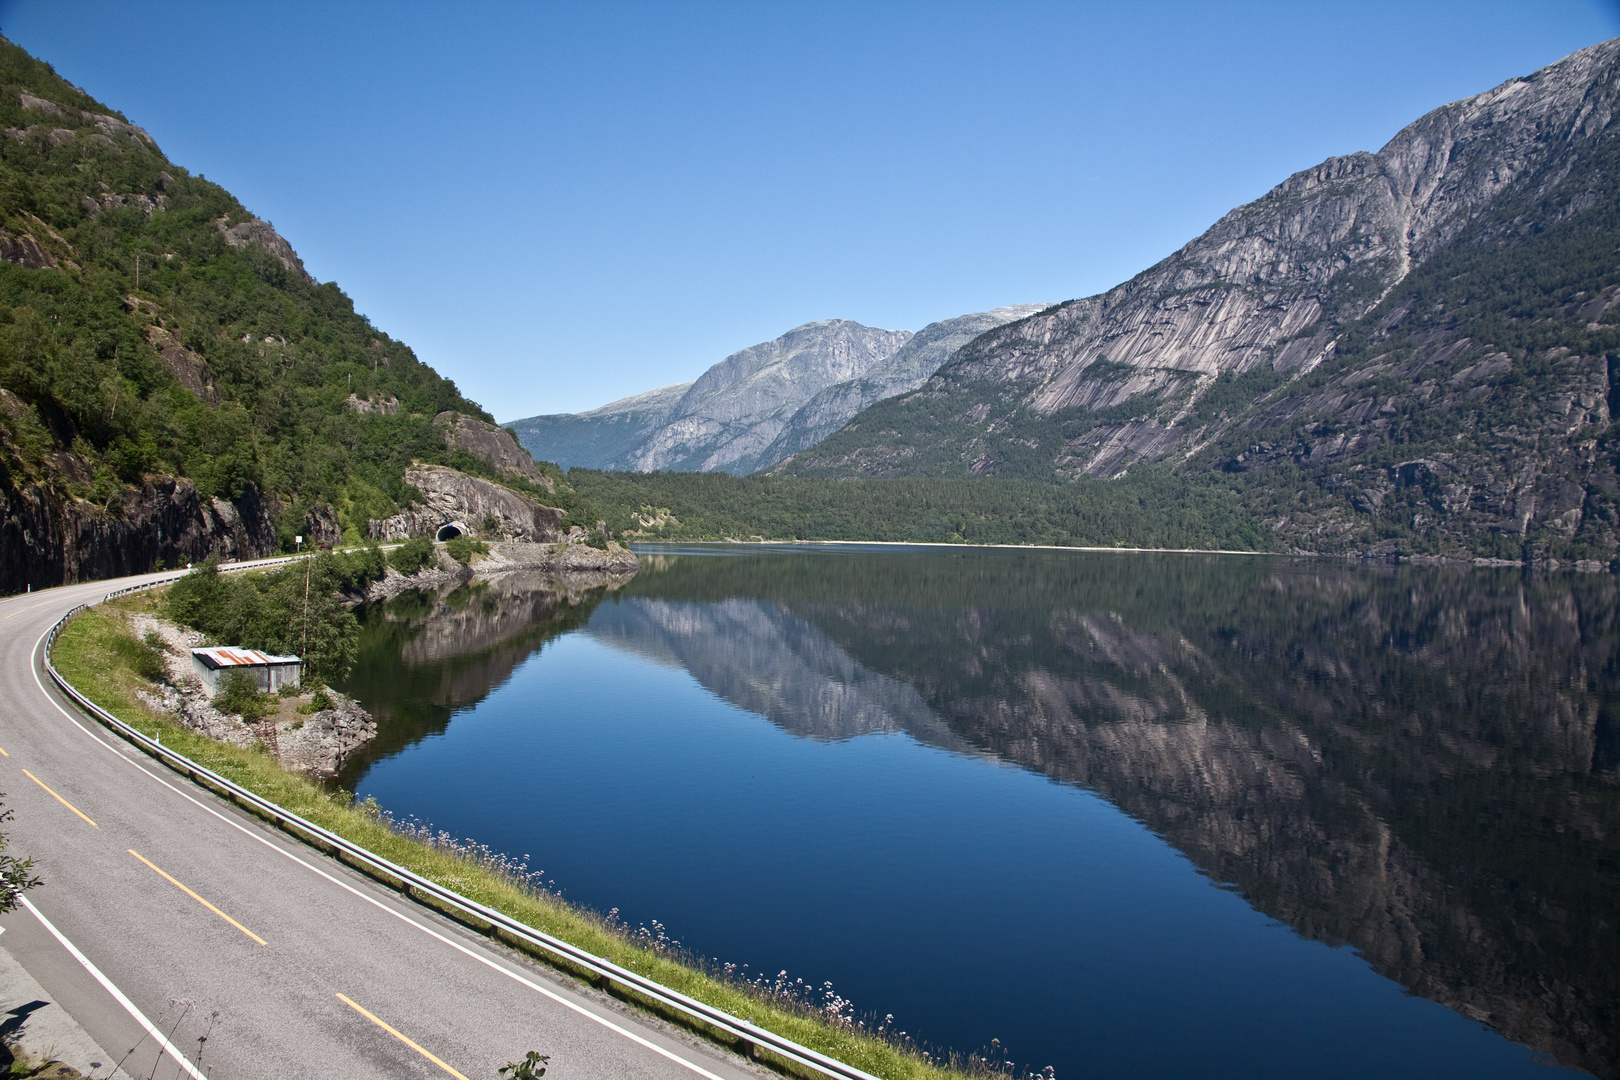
163;551;385;682
0;796;39;914
387;537;436;575
569;469;1271;551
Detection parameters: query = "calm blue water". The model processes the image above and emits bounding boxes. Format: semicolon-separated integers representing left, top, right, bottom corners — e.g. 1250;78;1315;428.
338;547;1619;1078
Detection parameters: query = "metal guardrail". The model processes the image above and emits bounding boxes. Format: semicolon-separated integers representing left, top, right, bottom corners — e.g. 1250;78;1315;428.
41;582;883;1080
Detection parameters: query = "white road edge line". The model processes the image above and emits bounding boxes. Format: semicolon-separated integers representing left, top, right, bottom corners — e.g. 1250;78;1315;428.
27;620;732;1080
19;894;207;1080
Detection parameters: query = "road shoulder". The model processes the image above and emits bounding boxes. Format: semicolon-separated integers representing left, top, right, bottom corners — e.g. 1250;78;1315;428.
0;935;136;1079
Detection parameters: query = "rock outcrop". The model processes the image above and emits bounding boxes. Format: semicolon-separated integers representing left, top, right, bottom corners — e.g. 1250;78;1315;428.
215;216;313;282
0;478;278;595
144;324;220;404
366;465;564;542
434;411;549;485
13;90;159;152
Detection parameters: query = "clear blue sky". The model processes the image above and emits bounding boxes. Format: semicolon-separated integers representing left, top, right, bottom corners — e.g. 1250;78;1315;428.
2;1;1617;419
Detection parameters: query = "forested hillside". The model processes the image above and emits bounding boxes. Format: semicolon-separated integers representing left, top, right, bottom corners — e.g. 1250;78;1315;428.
569;468;1268;551
0;36;585;592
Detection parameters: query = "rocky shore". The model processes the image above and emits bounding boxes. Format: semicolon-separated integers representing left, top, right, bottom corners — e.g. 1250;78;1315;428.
130;612;377;779
353;538;639;603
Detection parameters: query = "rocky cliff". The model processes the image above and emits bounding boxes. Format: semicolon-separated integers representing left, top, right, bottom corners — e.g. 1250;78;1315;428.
1;474;278;592
367;465;564;542
783;39;1620;561
434;410;550;486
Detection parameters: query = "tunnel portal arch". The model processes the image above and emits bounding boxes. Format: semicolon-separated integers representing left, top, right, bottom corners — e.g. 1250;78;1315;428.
435;521;469;542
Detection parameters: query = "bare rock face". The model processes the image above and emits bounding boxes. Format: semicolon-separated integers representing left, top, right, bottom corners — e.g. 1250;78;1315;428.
302;502;343;547
936;42;1620;418
367;464;564;542
344;393;399;415
143;324;220;404
434;411;549;486
0;477;277;594
627;320;914;474
759;305;1048;468
17;90;159;151
215;216;313;282
0;229;54;270
506;381;693;472
277;695;377;777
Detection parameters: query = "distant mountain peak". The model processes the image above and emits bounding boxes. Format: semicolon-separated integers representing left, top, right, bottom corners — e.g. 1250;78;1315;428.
508;307;1047;474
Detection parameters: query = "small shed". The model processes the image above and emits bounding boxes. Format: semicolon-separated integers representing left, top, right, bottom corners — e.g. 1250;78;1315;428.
190;647;302;697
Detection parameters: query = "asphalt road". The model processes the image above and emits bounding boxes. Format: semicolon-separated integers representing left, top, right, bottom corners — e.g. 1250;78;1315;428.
0;567;763;1080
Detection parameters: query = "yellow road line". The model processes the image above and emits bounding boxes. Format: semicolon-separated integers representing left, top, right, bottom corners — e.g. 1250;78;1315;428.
128;850;267;946
3;601;52;620
0;745;8;756
335;994;469;1080
21;769;97;828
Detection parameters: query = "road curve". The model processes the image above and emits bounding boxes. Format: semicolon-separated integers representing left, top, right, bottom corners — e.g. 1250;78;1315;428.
0;568;762;1080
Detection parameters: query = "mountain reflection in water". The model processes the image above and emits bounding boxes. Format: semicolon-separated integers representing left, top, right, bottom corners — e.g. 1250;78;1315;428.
339;548;1620;1079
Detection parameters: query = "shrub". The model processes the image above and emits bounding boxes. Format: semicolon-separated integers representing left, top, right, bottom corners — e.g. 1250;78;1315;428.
112;632;167;683
214;669;271;720
444;536;488;564
387;537;436;575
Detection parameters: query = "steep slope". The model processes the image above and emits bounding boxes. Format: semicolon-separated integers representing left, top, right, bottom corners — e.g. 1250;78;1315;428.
624;319;912;474
756;304;1047;468
506;381;692;471
0;36;587;593
783;39;1620;561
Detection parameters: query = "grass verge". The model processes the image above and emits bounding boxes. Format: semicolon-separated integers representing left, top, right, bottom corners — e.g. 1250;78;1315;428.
50;595;976;1080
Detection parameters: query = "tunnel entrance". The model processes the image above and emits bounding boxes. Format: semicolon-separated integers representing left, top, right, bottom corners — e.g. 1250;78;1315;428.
435;521;467;542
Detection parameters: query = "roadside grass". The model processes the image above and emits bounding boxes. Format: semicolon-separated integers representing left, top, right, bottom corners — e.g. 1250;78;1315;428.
51;598;976;1080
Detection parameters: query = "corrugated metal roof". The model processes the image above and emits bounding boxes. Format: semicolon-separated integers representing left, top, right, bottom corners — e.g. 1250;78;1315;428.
191;647;301;670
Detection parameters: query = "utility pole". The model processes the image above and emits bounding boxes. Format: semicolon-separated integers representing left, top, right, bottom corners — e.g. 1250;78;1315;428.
297;535;311;661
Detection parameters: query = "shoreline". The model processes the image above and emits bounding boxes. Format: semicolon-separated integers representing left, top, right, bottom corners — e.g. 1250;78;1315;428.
633;538;1615;571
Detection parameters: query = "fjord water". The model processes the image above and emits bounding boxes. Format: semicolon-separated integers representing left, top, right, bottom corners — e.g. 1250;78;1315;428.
336;547;1619;1079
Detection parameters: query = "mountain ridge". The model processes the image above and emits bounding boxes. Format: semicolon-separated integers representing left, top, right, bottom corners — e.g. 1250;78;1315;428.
778;37;1620;562
508;305;1044;475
